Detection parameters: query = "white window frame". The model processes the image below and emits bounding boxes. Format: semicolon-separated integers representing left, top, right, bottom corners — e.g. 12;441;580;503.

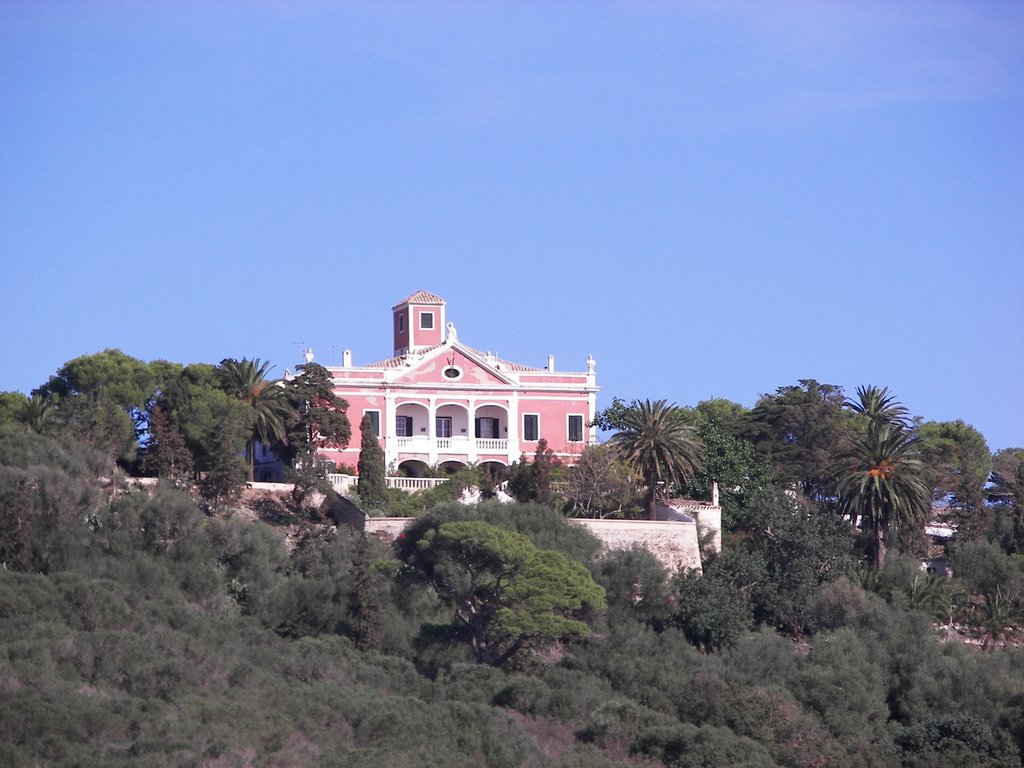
420;311;435;330
567;414;584;442
436;415;453;438
396;414;413;437
523;413;540;442
364;409;381;438
398;314;405;333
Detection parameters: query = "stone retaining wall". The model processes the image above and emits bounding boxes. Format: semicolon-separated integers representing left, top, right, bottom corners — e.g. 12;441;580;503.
364;517;415;540
575;518;703;573
364;515;704;573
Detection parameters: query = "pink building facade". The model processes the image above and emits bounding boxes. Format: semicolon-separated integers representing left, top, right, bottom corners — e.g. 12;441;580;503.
318;291;599;476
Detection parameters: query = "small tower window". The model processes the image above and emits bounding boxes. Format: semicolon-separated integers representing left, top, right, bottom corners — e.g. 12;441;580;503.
420;312;434;330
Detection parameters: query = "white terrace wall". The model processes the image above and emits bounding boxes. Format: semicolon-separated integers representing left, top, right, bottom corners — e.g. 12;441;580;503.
575;518;702;574
365;517;414;540
364;515;704;574
668;502;721;556
339;476;722;567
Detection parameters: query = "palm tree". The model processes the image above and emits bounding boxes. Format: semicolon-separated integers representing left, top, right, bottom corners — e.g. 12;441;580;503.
217;358;288;481
848;385;911;430
836;419;930;570
610;399;703;520
22;393;56;436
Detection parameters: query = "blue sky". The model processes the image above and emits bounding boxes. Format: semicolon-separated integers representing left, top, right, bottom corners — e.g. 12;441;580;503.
1;1;1022;450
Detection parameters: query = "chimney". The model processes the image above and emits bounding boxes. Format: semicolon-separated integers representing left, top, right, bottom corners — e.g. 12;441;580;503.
547;355;555;371
342;349;352;368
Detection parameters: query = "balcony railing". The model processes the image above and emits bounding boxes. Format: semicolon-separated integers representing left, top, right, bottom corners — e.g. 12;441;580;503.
475;439;507;452
389;436;507;454
327;474;450;494
387;476;449;491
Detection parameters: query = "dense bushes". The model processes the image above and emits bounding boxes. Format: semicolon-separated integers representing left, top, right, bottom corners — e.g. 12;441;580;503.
1;429;1023;766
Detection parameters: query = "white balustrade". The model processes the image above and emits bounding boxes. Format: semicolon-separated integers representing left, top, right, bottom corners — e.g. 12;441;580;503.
394;435;429;449
329;474;449;493
386;477;448;491
475;439;508;451
327;474;358;492
388;435;506;455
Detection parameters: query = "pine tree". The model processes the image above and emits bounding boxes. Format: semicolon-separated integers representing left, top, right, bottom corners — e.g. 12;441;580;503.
506;440;560;505
146;400;192;484
357;414;386;509
532;439;556;505
350;534;383;652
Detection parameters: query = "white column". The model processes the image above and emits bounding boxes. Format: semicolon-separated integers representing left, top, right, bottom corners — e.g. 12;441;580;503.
587;355;598;446
467;398;477;464
383;390;395;470
507;393;520;463
588;389;599;445
427;397;438;466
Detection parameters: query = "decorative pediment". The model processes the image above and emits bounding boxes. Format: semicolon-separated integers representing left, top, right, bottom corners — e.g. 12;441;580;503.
391;343;515;386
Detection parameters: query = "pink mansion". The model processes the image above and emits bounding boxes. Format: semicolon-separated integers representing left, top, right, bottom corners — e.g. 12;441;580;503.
317;291;599;476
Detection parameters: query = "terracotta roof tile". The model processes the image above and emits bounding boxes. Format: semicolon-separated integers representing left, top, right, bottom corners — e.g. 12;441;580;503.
363;343;542;373
462;345;542;373
365;344;444;368
394;290;445;307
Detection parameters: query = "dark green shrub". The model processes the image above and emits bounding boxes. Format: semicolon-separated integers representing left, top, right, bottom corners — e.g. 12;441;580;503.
794;627;890;758
592;545;673;627
895;713;1022;768
633;722;776;768
725;629;799;688
536;665;617;721
441;662;508;705
577;698;676;749
208;518;289;622
804;577;887;635
950;540;1023;599
491;674;551;714
673;553;755;651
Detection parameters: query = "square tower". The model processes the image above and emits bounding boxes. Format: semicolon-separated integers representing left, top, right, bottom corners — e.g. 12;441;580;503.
393;290;446;356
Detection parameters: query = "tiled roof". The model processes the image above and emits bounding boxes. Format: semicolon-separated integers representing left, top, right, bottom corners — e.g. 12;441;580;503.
365;343;541;372
479;349;542;372
365;344;444;368
395;290;445;307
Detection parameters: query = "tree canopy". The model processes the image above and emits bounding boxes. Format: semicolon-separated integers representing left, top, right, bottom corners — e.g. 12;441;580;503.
836;389;930;570
217;358;289;482
918;419;992;539
398;518;605;666
1;416;1023;767
608;399;703;520
356;413;386;509
743;379;849;503
278;362;350;491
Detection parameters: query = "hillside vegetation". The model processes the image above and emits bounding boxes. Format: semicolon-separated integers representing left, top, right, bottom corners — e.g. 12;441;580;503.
2;352;1024;765
2;426;1023;767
